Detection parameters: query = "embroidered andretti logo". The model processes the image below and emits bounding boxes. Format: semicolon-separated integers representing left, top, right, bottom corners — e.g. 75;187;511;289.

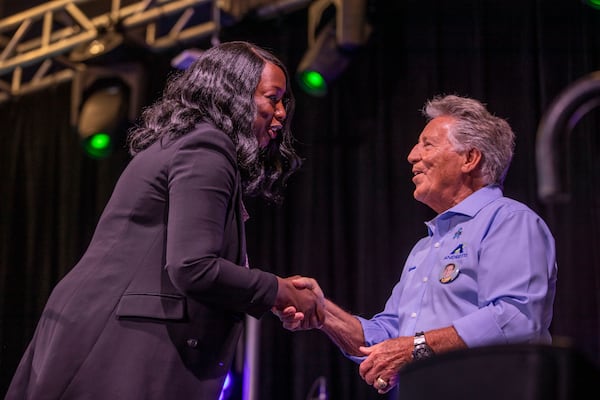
444;243;467;260
450;243;464;254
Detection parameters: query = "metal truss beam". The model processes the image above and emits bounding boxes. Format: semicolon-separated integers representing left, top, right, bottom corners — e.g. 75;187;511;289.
0;0;314;102
0;0;220;101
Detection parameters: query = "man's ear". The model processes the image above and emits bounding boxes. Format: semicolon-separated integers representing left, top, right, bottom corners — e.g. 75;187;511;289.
462;147;482;173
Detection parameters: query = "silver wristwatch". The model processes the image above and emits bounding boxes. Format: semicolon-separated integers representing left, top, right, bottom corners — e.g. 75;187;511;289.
412;331;435;360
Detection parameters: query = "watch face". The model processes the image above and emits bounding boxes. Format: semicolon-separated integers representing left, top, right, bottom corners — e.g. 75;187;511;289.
412;344;434;360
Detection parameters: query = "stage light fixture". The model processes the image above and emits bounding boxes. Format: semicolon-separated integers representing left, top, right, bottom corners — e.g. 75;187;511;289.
296;0;370;97
77;77;130;159
71;63;145;159
296;20;351;97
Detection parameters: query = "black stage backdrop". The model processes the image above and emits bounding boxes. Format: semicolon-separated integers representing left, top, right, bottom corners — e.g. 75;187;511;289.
1;1;599;399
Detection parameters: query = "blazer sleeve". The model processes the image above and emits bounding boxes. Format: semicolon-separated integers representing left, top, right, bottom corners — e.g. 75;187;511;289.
164;126;278;317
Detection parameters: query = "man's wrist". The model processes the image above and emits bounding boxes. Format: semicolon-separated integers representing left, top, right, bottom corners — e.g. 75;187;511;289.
412;331;435;360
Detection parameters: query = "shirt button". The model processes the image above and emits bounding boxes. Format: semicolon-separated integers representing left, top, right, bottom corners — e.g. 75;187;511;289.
410;312;417;318
186;338;199;348
422;277;428;282
434;242;440;248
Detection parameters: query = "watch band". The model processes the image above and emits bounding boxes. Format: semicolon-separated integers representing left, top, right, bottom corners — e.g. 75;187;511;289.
414;331;427;346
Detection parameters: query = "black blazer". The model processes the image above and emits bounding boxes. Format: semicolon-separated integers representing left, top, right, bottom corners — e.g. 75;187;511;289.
6;122;278;400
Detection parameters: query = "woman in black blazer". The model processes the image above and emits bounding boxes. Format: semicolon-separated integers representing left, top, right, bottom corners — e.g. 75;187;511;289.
6;41;324;400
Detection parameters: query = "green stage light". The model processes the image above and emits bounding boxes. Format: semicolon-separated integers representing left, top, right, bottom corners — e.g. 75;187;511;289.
584;0;600;9
76;78;129;159
297;70;327;97
82;132;113;159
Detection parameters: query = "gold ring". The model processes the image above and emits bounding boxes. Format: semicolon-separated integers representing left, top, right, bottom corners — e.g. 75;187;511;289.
375;377;388;390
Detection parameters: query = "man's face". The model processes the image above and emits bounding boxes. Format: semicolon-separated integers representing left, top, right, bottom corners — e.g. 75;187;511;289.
407;116;468;213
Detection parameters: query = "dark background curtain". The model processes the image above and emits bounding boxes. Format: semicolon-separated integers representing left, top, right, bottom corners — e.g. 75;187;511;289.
1;1;599;399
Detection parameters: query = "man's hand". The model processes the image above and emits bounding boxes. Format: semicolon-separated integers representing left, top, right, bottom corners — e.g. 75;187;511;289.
272;276;325;330
273;276;325;329
358;337;412;394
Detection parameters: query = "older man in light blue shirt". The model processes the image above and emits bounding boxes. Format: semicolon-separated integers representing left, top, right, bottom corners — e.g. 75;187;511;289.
275;94;557;395
359;184;556;350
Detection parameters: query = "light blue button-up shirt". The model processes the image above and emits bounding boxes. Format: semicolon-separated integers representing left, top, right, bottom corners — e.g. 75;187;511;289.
352;185;557;361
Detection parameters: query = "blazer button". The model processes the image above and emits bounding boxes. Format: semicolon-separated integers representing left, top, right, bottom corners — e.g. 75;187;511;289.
186;338;199;348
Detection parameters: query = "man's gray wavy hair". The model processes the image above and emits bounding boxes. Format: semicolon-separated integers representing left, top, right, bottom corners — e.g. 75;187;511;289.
422;94;516;186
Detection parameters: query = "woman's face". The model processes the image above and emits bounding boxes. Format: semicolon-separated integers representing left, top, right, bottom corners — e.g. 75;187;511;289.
252;62;287;148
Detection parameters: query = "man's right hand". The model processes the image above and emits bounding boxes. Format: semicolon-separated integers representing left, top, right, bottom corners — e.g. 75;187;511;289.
273;276;325;329
273;276;325;330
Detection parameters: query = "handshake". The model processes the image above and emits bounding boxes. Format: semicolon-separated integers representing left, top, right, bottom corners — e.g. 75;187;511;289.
272;276;326;330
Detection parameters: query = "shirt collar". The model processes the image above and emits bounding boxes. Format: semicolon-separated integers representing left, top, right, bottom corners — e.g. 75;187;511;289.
425;185;503;236
446;184;503;217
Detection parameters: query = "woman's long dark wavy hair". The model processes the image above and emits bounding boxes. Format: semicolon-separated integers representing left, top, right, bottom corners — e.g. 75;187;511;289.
127;41;302;203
